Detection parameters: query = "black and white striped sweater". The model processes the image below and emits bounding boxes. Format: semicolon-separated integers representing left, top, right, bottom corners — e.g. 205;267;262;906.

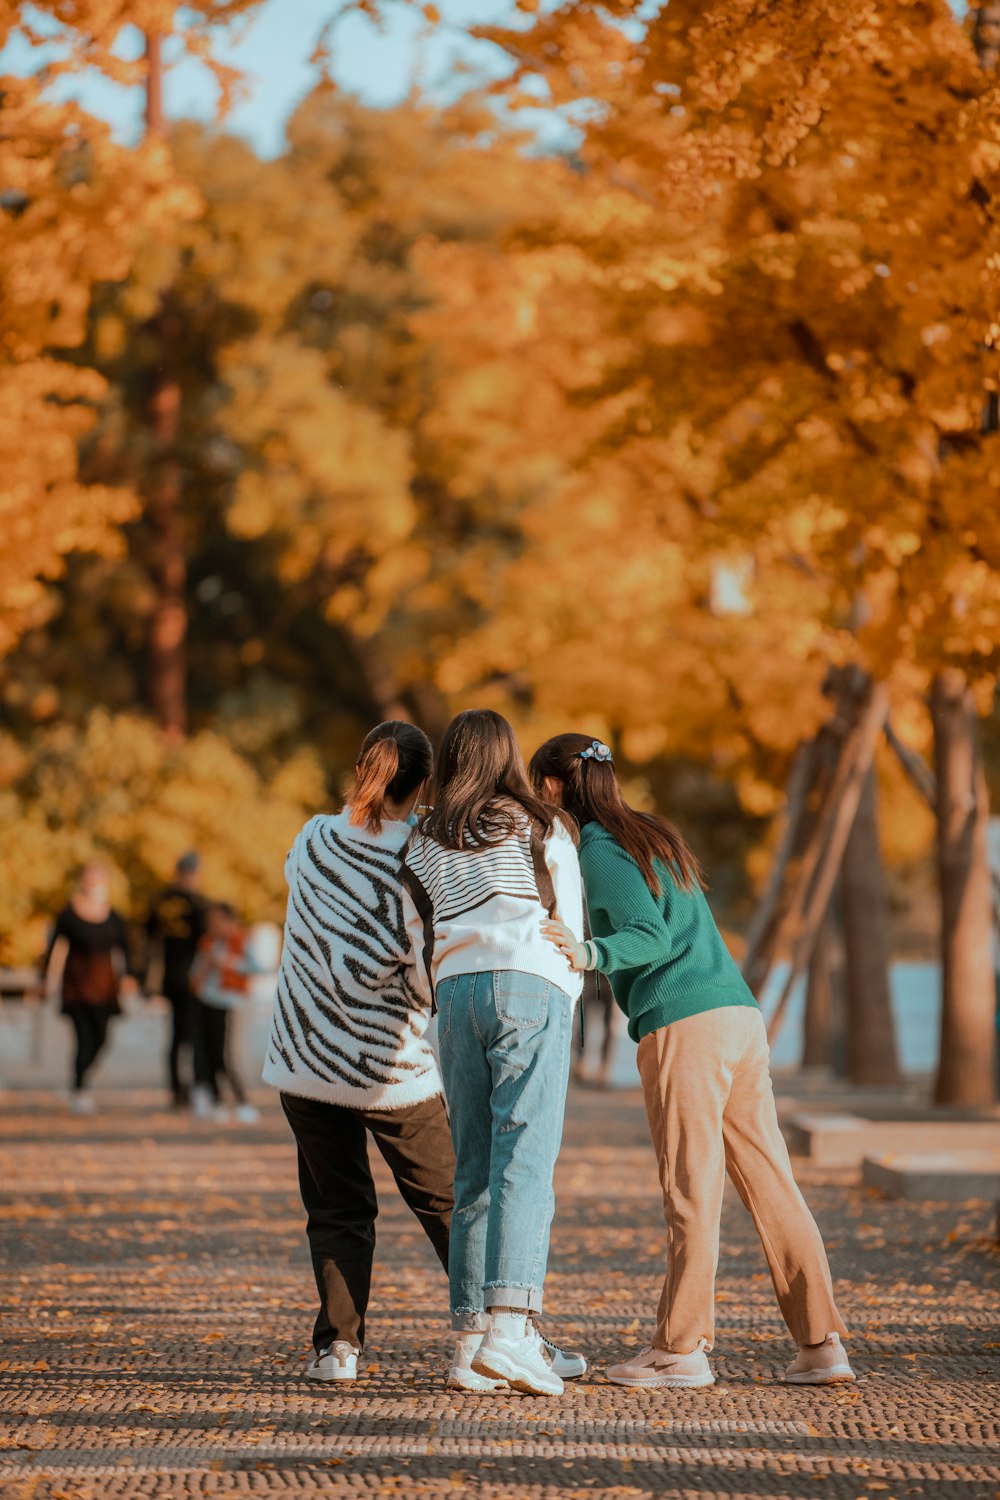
262;811;442;1110
401;814;584;1003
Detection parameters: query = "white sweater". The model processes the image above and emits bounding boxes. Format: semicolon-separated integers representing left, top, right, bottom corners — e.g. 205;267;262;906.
262;811;442;1110
401;813;584;1002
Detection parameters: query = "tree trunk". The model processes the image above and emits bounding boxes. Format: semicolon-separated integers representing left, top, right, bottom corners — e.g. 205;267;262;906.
405;678;451;743
802;909;840;1070
347;630;410;724
841;766;901;1086
147;341;186;742
930;18;1000;1105
973;4;1000;71
931;670;997;1106
145;33;187;743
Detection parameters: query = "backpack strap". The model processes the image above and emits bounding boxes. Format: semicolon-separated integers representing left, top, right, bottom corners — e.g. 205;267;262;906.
400;851;437;1012
531;817;589;1045
529;820;557;917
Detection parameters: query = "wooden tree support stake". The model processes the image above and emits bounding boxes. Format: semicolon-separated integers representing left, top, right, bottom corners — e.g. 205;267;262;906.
741;742;816;994
764;681;891;1045
884;718;936;809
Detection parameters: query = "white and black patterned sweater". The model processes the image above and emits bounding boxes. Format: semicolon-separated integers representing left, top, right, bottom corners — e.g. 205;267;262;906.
262;811;442;1110
401;814;584;1005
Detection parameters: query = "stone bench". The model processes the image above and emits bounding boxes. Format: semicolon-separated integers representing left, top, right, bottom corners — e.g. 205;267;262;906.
862;1150;1000;1201
786;1112;999;1168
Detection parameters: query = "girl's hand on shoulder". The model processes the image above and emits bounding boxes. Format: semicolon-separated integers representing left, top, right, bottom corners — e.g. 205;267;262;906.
541;917;589;972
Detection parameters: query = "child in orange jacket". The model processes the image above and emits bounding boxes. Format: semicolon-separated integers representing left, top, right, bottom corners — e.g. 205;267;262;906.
190;903;263;1123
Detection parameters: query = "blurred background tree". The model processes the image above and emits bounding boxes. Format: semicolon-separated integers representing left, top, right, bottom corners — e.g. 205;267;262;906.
402;0;1000;1103
1;0;997;1100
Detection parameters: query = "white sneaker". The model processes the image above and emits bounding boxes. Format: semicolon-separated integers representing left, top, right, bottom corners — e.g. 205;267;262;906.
536;1329;587;1380
783;1333;856;1385
447;1334;508;1393
473;1323;564;1396
190;1086;215;1119
606;1339;715;1388
69;1092;95;1116
234;1104;260;1124
306;1341;358;1382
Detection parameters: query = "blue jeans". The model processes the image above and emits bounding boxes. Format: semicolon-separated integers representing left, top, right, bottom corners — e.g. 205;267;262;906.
436;970;574;1331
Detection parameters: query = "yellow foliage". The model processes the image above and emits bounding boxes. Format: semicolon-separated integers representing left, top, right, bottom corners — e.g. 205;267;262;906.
0;711;322;965
10;0;1000;950
406;0;1000;814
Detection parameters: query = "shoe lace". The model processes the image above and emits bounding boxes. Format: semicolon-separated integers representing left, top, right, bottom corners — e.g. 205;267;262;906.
527;1326;550;1361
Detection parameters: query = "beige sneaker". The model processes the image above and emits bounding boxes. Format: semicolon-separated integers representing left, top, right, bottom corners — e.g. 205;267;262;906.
783;1333;855;1385
605;1339;714;1388
306;1341;358;1382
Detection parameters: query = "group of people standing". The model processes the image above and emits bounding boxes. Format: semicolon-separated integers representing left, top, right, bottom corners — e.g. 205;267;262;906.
264;709;856;1395
41;853;260;1120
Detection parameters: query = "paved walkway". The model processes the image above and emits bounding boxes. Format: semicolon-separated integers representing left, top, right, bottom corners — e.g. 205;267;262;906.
0;1085;997;1499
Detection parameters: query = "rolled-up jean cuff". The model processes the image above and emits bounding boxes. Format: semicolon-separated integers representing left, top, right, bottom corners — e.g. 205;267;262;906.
483;1283;539;1313
451;1310;490;1333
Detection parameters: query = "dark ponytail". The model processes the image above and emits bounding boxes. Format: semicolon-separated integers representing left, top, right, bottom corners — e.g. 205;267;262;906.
349;721;433;833
528;733;705;896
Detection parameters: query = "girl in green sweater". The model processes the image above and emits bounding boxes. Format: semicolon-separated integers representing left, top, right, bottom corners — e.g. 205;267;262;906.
531;733;854;1390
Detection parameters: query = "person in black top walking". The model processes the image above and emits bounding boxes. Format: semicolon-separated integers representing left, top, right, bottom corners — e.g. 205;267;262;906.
41;861;137;1113
145;852;207;1107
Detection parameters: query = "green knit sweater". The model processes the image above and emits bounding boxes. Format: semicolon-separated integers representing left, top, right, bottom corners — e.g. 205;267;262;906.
579;822;757;1043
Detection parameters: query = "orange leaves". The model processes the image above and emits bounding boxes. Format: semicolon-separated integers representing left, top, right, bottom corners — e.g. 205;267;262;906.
440;0;1000;725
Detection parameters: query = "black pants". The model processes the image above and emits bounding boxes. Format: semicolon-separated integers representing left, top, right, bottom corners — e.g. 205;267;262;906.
163;976;195;1103
194;1003;246;1105
281;1091;454;1353
65;1005;113;1090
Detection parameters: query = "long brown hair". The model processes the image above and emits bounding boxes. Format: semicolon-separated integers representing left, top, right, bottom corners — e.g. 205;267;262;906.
349;721;433;833
528;733;704;895
421;709;569;850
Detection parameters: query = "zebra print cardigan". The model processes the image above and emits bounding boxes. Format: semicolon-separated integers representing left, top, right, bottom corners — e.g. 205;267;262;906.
262;811;442;1110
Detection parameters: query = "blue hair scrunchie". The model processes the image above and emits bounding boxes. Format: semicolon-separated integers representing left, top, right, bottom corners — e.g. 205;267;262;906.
579;740;613;765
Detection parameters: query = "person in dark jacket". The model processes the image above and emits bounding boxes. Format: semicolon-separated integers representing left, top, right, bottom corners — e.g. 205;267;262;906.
41;861;137;1113
146;852;207;1107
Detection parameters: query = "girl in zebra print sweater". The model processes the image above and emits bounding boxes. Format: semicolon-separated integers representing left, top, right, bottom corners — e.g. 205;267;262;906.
264;721;457;1385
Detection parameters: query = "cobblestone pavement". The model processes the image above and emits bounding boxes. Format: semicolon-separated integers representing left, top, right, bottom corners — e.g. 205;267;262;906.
1;1086;997;1500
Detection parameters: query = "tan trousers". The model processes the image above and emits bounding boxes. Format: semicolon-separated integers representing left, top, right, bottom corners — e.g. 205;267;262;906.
637;1006;847;1353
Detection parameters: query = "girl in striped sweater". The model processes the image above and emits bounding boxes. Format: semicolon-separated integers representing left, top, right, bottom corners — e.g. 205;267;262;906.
402;709;587;1396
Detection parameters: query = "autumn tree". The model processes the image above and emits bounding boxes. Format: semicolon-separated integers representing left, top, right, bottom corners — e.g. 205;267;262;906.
59;89;552;744
403;0;1000;1098
0;1;264;660
1;17;167;654
1;85;567;948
